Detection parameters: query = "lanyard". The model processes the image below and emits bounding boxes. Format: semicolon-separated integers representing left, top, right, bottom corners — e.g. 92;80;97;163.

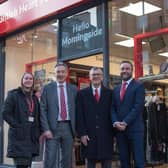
26;98;34;115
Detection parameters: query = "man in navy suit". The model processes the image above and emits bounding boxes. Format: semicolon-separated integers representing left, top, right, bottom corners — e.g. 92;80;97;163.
77;67;113;168
111;61;145;168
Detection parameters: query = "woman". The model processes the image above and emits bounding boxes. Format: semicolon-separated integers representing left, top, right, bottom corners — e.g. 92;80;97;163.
2;72;40;168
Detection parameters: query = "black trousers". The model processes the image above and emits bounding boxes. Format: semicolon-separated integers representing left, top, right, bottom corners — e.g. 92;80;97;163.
16;166;29;168
86;159;112;168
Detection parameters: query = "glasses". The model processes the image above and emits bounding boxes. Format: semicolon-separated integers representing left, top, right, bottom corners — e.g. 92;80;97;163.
91;73;102;77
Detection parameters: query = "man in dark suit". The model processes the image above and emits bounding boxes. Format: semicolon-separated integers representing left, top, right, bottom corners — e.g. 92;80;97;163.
40;62;78;168
111;61;145;168
76;67;113;168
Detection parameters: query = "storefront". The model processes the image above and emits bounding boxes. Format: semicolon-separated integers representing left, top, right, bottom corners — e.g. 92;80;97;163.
0;0;168;166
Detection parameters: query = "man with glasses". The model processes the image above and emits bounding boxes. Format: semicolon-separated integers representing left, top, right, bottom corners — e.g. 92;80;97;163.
76;67;113;168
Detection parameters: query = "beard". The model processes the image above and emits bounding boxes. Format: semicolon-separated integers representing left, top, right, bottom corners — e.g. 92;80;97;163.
121;73;132;81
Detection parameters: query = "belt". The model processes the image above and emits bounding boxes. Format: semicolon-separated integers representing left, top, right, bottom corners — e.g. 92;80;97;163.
57;120;70;123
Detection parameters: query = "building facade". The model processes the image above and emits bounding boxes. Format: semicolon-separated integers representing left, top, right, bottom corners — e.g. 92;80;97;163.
0;0;168;166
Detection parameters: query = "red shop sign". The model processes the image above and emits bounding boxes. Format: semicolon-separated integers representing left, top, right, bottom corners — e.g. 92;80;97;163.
0;0;88;36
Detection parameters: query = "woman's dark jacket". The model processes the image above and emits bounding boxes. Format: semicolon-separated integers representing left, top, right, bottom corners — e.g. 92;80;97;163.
2;87;40;158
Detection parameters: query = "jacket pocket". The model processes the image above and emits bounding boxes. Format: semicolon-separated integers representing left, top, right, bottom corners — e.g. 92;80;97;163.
14;127;25;140
31;125;40;143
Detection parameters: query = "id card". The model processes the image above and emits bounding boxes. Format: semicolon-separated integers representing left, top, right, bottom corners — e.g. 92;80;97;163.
28;116;34;122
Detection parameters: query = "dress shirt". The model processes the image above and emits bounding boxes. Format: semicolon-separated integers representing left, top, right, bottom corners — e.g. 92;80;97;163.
57;82;70;121
92;85;101;98
114;78;133;127
121;78;132;89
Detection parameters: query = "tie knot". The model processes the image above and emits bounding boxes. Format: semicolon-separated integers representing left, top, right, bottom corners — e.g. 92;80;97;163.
123;82;127;86
95;88;98;93
59;85;64;88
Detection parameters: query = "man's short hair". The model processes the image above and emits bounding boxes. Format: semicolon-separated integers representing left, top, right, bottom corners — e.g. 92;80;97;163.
55;62;68;69
120;60;133;70
89;67;103;75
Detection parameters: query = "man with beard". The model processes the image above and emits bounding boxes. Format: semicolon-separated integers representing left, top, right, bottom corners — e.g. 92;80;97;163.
40;62;77;168
111;61;145;168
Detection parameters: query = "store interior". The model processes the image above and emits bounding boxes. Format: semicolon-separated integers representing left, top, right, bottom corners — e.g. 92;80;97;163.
3;0;168;166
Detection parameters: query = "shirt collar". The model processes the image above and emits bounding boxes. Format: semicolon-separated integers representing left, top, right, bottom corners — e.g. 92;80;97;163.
56;82;66;87
92;85;101;92
122;78;133;85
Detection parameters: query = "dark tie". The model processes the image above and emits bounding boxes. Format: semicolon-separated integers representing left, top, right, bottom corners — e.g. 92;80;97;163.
59;85;67;120
94;88;99;102
120;82;127;101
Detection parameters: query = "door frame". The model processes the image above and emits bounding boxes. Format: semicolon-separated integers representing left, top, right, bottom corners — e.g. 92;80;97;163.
134;27;168;79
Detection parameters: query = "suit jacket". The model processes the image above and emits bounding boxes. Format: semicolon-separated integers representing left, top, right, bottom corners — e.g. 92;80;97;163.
76;85;113;160
40;82;78;136
111;79;145;132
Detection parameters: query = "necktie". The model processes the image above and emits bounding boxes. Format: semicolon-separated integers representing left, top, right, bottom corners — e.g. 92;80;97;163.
59;85;67;120
94;88;99;102
120;82;127;101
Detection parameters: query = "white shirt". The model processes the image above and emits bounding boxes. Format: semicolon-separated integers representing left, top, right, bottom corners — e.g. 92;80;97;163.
56;82;70;121
122;78;133;88
91;85;101;97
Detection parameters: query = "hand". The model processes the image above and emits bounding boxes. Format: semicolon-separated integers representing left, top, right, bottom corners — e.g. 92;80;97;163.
43;130;53;139
114;122;126;131
81;135;90;146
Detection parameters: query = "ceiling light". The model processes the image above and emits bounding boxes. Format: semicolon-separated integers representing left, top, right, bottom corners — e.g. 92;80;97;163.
52;22;58;27
115;39;146;48
119;1;161;16
159;52;168;57
115;33;131;39
33;34;38;38
115;39;134;47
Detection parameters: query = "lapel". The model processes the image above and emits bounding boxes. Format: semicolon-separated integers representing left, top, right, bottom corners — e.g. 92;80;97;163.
116;84;122;102
118;79;134;102
52;82;59;110
89;85;104;103
66;83;72;115
99;85;105;102
88;86;97;103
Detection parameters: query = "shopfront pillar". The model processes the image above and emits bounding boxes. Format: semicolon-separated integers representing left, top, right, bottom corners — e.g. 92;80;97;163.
102;0;109;87
0;39;5;163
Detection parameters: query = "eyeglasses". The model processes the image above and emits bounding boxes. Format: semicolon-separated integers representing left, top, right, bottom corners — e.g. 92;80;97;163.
91;73;102;76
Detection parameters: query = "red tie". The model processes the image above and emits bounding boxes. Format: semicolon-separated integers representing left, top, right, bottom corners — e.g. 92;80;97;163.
120;82;127;101
94;88;99;102
59;85;67;120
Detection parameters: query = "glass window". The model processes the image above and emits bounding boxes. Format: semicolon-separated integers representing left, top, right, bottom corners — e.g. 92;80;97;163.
4;19;58;164
109;0;168;81
61;5;103;60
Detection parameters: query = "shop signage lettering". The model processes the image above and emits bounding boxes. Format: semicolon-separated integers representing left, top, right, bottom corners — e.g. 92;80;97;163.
60;6;103;60
0;0;87;36
62;21;102;47
0;0;48;23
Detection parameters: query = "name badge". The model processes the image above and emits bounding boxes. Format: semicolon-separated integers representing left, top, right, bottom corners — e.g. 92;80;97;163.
28;116;34;122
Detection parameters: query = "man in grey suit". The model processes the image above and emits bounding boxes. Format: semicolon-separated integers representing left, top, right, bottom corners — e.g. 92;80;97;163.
40;62;78;168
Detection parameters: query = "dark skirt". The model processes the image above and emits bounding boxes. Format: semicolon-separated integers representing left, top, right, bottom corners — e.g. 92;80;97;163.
14;157;32;166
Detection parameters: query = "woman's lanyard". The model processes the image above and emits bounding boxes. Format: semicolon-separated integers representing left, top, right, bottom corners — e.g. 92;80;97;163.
26;97;34;116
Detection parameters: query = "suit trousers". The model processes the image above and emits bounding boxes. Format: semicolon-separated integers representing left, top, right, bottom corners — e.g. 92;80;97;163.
117;132;144;168
44;121;73;168
86;159;112;168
